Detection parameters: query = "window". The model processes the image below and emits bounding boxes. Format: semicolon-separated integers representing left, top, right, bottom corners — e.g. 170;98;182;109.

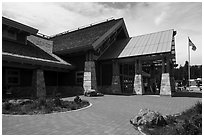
6;69;20;86
75;71;84;86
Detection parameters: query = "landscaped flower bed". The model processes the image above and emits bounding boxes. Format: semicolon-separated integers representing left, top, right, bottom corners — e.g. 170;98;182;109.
2;96;90;115
130;101;202;135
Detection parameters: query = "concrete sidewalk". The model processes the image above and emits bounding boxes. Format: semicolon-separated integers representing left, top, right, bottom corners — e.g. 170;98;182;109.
2;95;201;135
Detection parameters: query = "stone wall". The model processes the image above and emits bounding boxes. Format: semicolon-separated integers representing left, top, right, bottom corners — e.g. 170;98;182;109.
83;61;97;93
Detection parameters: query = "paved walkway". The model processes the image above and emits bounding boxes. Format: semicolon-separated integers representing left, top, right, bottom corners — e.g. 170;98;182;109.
2;95;201;135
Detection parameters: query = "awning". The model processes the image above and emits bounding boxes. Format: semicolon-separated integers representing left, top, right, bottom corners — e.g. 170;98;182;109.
99;29;175;60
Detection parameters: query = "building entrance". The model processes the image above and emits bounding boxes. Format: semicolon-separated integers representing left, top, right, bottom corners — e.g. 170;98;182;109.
119;63;135;94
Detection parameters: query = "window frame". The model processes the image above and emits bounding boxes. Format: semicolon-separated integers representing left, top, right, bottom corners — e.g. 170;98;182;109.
6;69;20;86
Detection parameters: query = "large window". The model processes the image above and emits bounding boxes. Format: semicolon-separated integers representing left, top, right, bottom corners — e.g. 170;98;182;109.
75;71;84;86
6;69;20;86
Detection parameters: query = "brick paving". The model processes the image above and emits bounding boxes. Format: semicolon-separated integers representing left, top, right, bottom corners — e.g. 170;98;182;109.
2;95;201;135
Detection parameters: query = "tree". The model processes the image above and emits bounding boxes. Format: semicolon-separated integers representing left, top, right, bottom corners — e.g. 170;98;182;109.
173;61;202;86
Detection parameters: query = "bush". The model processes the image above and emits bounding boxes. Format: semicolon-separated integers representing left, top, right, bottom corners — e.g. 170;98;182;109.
2;102;12;111
2;97;90;115
194;101;202;114
53;97;62;106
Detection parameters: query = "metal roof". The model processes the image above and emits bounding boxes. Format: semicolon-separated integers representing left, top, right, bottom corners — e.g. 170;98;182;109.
99;29;175;60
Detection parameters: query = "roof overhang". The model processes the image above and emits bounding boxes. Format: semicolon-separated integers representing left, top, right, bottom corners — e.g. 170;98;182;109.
2;52;74;70
2;17;38;35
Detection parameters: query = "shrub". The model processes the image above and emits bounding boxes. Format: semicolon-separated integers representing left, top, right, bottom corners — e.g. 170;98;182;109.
181;119;201;135
53;97;62;106
2;102;12;110
2;97;90;115
194;101;202;114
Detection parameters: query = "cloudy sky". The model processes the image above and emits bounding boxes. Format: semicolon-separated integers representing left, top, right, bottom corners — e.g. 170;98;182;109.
2;2;202;66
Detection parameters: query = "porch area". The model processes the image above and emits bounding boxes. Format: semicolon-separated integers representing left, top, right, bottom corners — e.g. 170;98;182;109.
96;29;177;96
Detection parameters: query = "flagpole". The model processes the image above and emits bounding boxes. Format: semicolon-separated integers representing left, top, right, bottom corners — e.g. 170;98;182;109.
188;37;190;92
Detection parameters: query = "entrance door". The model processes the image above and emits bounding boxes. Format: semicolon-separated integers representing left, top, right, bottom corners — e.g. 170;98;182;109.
119;63;135;94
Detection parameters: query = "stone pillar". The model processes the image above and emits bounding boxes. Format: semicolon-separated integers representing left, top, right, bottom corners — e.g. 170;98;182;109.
169;61;176;93
160;57;172;96
134;60;144;95
32;69;46;99
83;61;97;93
111;61;121;93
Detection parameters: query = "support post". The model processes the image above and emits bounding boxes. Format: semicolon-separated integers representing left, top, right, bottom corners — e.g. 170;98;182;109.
134;59;144;95
83;51;97;94
160;57;172;96
32;69;46;99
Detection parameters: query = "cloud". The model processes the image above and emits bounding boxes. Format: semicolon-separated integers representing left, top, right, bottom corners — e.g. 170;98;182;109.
99;2;139;9
154;11;167;25
56;2;124;19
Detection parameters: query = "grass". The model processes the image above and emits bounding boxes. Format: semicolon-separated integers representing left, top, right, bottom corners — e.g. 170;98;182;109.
2;97;90;115
140;101;202;135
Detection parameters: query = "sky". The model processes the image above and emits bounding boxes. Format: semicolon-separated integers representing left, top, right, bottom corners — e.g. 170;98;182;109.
2;2;202;66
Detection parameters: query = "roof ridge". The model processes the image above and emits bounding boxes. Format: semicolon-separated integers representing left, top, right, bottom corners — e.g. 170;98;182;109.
49;17;117;38
131;29;174;38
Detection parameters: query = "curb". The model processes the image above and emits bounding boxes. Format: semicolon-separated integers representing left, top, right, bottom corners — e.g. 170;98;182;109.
2;103;92;117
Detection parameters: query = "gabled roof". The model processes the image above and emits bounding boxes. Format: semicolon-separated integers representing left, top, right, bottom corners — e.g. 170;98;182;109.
3;40;58;61
50;18;128;55
2;39;73;69
2;17;38;35
100;29;176;60
27;35;72;66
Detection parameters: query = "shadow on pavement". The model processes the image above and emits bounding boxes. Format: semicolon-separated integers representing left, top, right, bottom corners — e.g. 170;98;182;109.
172;92;202;98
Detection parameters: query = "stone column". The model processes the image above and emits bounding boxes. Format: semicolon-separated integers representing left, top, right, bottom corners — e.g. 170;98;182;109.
111;61;121;93
83;61;97;93
160;57;172;96
134;60;144;95
32;69;46;99
169;61;176;93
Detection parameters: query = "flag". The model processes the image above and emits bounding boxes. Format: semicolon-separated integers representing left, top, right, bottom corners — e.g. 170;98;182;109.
188;37;196;51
